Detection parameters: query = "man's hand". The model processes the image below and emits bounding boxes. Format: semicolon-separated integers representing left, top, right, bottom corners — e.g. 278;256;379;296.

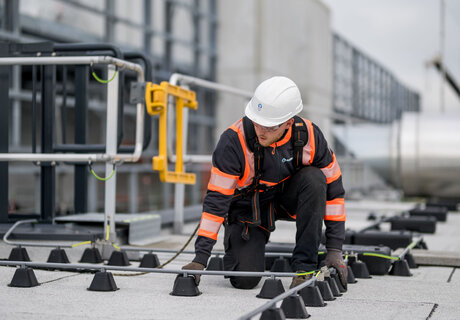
324;248;347;291
181;262;205;285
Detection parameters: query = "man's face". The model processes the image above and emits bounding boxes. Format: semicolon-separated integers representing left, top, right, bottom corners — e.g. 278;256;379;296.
253;119;294;147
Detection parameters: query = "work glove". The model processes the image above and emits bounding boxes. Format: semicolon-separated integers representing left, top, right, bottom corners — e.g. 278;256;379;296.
324;248;348;291
181;262;205;285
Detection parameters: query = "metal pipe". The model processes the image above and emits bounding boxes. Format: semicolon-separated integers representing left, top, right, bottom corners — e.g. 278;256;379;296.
0;55;145;164
167;73;252;165
0;260;299;278
237;276;317;320
118;246;293;257
398;236;423;260
2;220;294;256
336;112;460;197
3;219;86;248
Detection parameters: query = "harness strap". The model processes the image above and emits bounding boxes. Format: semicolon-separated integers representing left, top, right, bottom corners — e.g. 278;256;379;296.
267;201;275;232
243;116;263;227
292;115;308;170
238;116;307;235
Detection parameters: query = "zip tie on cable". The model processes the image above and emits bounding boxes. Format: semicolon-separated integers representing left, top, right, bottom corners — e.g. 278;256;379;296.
318;251;325;255
91;64;118;84
89;162;116;181
363;252;400;260
315;270;321;277
71;241;92;248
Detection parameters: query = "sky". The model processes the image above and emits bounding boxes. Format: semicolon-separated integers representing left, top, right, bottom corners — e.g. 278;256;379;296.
322;0;460;113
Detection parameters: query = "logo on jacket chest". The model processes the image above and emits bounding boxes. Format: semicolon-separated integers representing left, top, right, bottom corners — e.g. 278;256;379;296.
282;157;293;163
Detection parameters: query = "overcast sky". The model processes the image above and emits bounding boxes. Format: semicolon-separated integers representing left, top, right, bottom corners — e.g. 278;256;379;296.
322;0;460;112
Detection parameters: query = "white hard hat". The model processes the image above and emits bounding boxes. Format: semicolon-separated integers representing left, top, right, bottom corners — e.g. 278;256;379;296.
245;76;303;127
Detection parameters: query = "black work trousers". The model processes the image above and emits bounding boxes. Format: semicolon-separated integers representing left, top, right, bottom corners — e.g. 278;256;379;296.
223;166;326;289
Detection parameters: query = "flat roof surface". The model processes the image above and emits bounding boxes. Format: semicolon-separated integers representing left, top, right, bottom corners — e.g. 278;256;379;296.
1;200;460;319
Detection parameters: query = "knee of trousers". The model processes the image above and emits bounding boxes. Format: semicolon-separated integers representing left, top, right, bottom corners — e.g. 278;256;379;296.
293;166;327;192
230;276;262;289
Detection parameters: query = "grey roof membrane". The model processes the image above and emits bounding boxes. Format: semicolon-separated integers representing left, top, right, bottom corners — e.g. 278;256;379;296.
1;200;460;320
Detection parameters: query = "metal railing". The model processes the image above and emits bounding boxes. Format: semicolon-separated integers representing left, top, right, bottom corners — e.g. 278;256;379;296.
0;55;145;241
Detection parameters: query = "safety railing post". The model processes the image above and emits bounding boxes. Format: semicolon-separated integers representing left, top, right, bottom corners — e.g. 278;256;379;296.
104;65;119;241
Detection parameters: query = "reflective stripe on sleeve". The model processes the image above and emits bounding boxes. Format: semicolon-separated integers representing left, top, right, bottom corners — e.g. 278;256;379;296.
320;153;342;184
207;166;238;195
324;198;346;221
197;212;225;240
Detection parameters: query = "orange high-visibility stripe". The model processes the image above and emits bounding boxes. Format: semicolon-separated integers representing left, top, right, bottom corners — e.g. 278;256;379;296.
324;214;346;221
208;166;238;195
326;170;342;184
306;120;315;164
201;211;225;223
211;166;239;179
230;120;251;187
207;184;235;195
327;198;345;205
325;198;346;221
197;229;219;240
321;153;342;184
260;180;277;186
197;212;224;240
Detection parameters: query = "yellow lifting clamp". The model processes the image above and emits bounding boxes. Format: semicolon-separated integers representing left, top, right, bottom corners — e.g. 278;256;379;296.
145;81;198;184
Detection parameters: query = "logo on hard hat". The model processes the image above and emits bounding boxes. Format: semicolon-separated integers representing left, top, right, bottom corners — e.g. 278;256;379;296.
258;103;263;111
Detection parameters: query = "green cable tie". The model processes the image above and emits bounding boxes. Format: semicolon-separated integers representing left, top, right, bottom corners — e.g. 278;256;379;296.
318;251;325;255
363;252;399;260
92;69;118;84
90;163;116;181
296;271;315;276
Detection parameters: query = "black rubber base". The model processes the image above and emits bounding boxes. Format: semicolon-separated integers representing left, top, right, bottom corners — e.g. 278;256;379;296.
299;285;326;307
260;307;286;320
257;278;285;299
80;248;103;264
8;247;31;262
325;276;342;297
270;258;292;273
351;261;372;279
280;294;310;319
8;267;39;287
206;256;224;271
390;259;412;277
107;250;131;266
405;253;418;268
347;265;357;283
139;253;160;268
315;281;335;301
88;271;118;291
47;248;70;263
170;275;201;296
332;273;347;293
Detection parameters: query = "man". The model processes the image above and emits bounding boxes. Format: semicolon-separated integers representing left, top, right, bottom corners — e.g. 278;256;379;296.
182;76;347;290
